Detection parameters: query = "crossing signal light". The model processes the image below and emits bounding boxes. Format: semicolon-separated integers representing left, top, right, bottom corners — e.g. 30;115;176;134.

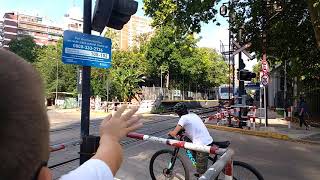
238;70;256;81
92;0;138;33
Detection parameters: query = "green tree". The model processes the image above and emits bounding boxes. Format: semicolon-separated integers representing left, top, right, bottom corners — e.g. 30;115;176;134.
231;0;320;81
307;0;320;48
35;40;77;96
252;62;261;83
8;36;38;63
104;28;120;50
145;26;197;88
109;50;148;101
143;0;220;34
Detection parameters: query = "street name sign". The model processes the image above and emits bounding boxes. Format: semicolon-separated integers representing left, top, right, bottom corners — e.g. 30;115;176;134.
62;30;112;69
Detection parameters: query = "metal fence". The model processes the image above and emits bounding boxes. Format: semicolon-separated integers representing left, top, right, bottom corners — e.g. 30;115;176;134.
142;87;218;101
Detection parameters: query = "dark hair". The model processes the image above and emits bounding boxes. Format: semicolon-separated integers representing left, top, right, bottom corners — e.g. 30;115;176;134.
0;49;49;180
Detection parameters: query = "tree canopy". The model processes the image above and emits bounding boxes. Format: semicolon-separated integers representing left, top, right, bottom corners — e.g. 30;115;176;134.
143;0;221;34
231;0;320;83
8;36;38;63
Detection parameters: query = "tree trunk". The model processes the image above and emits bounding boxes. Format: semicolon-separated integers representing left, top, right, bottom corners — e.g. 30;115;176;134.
307;0;320;48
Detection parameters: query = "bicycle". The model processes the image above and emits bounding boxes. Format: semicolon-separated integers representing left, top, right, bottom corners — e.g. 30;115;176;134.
149;130;264;180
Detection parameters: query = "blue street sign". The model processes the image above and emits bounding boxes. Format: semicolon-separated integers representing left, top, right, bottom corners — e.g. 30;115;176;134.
62;30;112;68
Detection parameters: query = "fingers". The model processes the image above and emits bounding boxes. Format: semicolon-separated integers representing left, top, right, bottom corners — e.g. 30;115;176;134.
113;105;127;118
125;121;143;134
101;114;112;126
125;115;142;127
121;106;139;121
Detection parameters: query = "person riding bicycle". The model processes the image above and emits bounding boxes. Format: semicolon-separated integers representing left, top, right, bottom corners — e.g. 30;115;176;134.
168;103;213;176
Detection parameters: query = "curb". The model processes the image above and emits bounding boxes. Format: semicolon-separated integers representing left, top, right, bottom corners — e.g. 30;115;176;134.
206;124;320;145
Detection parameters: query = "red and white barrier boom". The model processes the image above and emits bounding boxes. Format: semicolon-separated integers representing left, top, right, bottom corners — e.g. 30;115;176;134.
127;132;227;155
50;140;82;152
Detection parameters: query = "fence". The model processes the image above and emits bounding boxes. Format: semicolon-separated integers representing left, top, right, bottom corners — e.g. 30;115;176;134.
142;87;218;101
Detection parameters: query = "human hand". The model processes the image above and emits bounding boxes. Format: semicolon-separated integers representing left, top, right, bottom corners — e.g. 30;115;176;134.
168;131;176;138
100;105;143;143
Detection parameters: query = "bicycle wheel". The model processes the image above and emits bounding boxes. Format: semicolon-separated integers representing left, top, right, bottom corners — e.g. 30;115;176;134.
149;149;190;180
232;161;264;180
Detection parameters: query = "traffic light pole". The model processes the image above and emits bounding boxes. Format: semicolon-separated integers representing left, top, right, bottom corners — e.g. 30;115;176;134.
80;0;92;165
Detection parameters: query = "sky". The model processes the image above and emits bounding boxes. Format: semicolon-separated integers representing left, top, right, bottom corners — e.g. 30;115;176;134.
0;0;257;70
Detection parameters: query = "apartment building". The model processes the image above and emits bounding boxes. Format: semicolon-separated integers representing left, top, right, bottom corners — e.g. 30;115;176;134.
63;6;83;32
0;20;4;47
2;12;63;47
107;15;153;50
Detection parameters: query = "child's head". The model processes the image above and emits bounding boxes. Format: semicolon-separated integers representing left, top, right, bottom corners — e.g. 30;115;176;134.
173;102;188;117
0;49;50;180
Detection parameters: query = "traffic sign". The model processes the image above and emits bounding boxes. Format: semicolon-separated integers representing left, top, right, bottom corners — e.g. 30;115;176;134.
261;60;269;75
232;40;254;60
62;30;112;69
261;74;269;86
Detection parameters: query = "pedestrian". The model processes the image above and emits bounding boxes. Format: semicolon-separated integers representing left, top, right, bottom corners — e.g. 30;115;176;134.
297;96;310;130
0;49;142;180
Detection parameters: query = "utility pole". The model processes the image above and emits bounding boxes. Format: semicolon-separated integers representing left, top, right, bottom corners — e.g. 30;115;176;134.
263;1;268;126
55;55;59;106
80;0;92;164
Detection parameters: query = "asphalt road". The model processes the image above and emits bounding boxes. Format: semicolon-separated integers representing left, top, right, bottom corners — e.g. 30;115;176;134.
48;112;320;180
116;129;320;180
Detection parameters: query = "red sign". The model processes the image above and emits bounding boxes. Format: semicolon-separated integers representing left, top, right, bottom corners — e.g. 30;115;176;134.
261;60;269;75
261;59;269;86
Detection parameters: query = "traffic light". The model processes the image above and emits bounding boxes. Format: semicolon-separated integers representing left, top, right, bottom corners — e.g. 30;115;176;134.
92;0;138;33
239;58;246;70
238;70;256;81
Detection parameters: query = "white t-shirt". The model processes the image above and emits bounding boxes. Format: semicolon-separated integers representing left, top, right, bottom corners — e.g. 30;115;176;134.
60;159;113;180
178;113;213;145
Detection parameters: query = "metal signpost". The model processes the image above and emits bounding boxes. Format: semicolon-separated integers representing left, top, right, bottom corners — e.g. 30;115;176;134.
261;54;269;126
61;0;138;165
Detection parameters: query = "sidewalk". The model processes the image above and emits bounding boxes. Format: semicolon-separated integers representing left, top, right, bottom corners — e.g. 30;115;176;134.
206;115;320;144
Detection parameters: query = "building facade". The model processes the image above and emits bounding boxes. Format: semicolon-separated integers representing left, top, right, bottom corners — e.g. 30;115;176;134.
63;7;83;32
2;12;63;48
0;20;4;47
106;15;153;50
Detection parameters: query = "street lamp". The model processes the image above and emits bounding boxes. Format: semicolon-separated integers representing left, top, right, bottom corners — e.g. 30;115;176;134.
55;56;59;106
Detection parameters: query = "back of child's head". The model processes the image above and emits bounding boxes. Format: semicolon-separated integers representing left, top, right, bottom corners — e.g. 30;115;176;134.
0;49;49;180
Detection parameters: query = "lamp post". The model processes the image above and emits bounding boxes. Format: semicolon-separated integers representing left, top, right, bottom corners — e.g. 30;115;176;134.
55;55;59;106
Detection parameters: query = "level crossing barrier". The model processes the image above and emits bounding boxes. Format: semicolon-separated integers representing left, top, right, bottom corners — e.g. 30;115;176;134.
127;132;234;180
127;132;227;155
205;106;258;129
50;139;82;152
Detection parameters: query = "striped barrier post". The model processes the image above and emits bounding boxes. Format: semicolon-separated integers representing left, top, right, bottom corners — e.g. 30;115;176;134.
199;149;234;180
127;132;227;155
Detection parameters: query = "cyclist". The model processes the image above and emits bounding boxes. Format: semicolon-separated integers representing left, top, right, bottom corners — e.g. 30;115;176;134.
168;103;213;176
